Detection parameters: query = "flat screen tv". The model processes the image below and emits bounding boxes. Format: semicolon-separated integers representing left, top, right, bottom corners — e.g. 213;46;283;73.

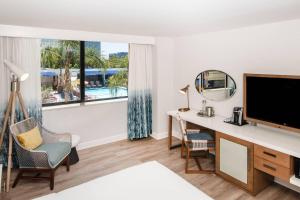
244;73;300;133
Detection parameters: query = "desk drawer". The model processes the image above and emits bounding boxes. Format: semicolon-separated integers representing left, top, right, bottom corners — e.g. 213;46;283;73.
254;144;291;168
254;156;292;181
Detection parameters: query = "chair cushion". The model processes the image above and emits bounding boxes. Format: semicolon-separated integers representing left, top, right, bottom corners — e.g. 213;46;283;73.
17;126;43;150
186;132;214;141
35;142;70;167
185;131;215;151
71;134;80;147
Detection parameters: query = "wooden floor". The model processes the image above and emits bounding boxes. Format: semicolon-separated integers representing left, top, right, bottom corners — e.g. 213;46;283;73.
1;137;300;200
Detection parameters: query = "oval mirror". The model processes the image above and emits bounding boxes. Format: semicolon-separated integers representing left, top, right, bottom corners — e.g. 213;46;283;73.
195;70;236;101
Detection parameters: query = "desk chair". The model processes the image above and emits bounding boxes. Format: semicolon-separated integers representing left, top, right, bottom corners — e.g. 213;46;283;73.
177;116;215;174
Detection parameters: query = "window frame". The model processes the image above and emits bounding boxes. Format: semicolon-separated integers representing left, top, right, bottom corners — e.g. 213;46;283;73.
42;41;128;107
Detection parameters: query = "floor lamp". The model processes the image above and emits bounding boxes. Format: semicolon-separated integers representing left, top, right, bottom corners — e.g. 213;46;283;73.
0;60;29;192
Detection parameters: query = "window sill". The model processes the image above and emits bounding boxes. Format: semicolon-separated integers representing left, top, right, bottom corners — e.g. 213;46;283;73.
42;98;128;111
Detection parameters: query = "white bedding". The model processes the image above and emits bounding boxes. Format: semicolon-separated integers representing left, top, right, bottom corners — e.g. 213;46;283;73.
34;161;213;200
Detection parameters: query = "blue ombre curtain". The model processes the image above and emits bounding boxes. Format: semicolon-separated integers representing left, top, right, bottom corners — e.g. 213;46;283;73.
0;37;42;167
127;44;153;140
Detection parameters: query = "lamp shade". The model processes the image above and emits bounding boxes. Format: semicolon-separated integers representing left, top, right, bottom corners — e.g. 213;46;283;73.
179;85;190;94
4;60;29;81
178;84;190;112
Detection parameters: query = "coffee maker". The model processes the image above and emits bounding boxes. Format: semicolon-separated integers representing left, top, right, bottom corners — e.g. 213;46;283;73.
224;107;246;126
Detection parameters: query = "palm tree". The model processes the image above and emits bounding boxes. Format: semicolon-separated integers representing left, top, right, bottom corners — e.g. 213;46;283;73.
41;47;61;69
41;40;113;101
59;40;80;102
85;48;104;68
108;54;128;68
108;70;128;96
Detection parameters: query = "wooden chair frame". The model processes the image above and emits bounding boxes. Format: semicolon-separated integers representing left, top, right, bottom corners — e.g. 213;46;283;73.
9;118;72;191
177;115;215;174
13;155;70;190
181;139;215;174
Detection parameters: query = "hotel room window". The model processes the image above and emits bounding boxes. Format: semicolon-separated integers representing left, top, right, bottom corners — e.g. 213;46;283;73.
40;39;128;106
84;42;128;101
41;39;81;105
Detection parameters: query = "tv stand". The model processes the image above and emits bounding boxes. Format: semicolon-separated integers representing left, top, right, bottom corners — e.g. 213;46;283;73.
167;110;300;195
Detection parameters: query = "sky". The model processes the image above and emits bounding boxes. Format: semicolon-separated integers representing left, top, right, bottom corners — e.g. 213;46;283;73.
101;42;128;58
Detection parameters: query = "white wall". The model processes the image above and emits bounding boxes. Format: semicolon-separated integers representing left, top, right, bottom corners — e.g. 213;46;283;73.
43;100;128;149
43;37;177;146
152;37;176;137
5;19;300;146
43;37;176;146
0;24;155;44
0;24;156;148
170;19;300;191
43;38;175;146
173;19;300;118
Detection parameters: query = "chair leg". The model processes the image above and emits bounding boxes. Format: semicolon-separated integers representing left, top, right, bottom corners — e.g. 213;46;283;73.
185;149;190;173
50;170;55;190
185;150;215;174
181;140;185;158
12;169;23;188
194;157;202;171
206;150;210;158
66;156;70;172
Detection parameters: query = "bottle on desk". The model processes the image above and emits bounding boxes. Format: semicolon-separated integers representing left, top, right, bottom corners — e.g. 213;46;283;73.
202;100;207;111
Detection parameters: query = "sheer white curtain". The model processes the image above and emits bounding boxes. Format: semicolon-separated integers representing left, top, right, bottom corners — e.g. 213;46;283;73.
127;44;152;140
0;36;41;166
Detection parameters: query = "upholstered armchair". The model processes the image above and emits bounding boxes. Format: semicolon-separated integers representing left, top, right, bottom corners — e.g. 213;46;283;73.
10;118;71;190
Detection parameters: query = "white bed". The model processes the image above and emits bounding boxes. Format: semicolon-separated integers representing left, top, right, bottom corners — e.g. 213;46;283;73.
34;161;213;200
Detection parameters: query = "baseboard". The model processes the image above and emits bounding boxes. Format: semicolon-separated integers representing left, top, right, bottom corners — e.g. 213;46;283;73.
151;132;168;140
77;133;127;150
151;131;181;140
274;178;300;193
77;131;181;150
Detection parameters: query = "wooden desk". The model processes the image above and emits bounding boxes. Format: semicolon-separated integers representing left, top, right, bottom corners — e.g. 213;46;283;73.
168;115;181;149
167;110;300;195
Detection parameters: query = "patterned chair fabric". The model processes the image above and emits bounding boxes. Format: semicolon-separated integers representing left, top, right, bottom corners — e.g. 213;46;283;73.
177;115;215;151
10;118;71;169
185;129;215;151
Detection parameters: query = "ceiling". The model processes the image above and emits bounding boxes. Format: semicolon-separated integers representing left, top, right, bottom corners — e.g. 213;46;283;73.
0;0;300;36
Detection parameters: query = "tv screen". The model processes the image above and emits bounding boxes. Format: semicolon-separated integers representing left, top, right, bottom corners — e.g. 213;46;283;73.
245;75;300;130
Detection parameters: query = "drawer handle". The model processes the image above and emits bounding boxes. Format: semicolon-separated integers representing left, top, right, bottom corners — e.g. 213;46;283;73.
263;151;276;158
263;164;276;171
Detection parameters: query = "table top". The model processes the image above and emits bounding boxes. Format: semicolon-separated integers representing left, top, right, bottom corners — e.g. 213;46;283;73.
168;109;300;158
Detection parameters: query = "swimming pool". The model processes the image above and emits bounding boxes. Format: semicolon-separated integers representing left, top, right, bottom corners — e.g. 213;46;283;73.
85;87;128;99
